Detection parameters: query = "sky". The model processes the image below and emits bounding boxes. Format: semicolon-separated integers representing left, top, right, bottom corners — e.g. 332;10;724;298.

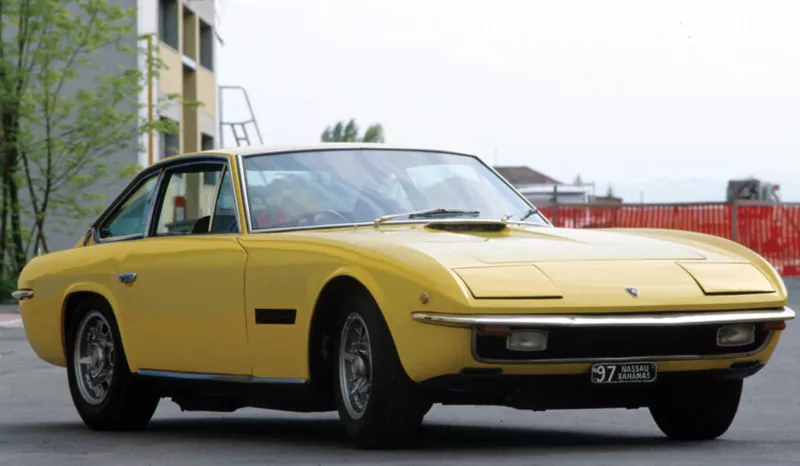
215;0;800;203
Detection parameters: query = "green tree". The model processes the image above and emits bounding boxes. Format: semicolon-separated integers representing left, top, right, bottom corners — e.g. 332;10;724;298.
321;118;385;143
0;0;186;282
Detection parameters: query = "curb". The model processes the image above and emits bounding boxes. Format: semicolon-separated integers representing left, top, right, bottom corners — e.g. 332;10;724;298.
0;318;22;328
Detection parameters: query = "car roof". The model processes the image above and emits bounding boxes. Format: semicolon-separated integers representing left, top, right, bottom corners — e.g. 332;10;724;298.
161;143;477;160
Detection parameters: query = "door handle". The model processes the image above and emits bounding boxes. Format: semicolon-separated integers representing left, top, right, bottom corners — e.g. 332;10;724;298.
118;272;137;284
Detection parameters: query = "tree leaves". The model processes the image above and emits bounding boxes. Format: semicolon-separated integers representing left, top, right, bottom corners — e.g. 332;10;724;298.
361;124;385;143
321;118;386;143
0;0;186;280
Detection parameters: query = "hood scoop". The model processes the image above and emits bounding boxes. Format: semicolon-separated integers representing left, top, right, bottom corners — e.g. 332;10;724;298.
425;219;508;233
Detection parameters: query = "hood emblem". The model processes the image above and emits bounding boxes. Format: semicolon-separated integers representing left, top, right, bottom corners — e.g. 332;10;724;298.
625;287;640;298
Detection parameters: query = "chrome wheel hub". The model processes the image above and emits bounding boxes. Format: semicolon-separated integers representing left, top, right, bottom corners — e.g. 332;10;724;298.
73;311;115;405
339;313;372;420
91;347;105;367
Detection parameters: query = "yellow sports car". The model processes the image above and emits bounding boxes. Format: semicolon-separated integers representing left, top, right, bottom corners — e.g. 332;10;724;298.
13;144;795;449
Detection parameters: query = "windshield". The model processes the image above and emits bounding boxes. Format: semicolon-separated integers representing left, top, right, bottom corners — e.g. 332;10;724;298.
240;149;546;230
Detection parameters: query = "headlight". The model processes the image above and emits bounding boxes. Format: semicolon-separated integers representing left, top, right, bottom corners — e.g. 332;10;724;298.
506;330;548;352
717;324;756;347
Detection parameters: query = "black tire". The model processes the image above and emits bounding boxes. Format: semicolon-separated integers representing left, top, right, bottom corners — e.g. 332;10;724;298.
66;296;160;431
332;292;432;449
649;378;743;441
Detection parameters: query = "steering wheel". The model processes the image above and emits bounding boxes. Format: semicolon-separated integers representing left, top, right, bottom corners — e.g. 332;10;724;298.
288;209;350;227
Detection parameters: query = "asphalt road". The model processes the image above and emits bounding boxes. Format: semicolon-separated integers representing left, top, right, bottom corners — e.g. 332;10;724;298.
1;281;799;466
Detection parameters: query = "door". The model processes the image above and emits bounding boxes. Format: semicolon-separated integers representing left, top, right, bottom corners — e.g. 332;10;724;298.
111;161;251;376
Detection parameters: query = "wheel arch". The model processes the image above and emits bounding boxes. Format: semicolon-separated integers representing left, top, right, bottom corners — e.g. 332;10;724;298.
306;270;386;405
61;284;124;362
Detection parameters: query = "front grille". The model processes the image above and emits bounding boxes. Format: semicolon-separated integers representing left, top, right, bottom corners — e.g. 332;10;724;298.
473;323;769;362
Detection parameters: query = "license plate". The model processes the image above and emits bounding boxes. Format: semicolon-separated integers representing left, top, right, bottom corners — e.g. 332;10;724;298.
590;362;657;384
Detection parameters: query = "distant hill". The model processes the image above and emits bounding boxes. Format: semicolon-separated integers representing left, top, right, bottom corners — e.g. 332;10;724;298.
598;178;800;204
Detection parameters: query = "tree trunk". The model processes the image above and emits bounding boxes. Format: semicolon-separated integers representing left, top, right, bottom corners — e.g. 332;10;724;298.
1;111;26;276
8;170;24;274
0;177;9;281
0;115;13;280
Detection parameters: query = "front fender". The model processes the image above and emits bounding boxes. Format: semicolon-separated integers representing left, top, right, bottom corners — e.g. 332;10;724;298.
309;262;475;382
605;228;787;301
17;244;121;369
313;266;389;317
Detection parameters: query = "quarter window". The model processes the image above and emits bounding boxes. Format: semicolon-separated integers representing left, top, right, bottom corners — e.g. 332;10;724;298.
98;175;159;240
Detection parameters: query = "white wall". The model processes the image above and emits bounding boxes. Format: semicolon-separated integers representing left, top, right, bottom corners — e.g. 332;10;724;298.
184;0;215;27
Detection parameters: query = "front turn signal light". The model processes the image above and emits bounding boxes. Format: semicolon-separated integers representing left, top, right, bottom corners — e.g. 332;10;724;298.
763;321;787;332
476;325;511;337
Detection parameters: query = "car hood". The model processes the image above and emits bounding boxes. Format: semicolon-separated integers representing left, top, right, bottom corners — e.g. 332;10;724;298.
297;222;778;304
322;222;708;265
406;225;706;264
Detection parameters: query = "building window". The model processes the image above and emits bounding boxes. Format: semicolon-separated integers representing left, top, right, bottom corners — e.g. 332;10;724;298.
158;0;179;49
183;8;197;60
201;134;215;151
160;118;181;159
203;171;218;186
203;172;218;186
199;20;214;70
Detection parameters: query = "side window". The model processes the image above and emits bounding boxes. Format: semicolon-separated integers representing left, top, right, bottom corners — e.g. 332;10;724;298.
210;168;239;233
154;163;225;235
98;175;159;240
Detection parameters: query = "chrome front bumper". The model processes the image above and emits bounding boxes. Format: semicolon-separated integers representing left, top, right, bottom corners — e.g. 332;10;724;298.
411;307;796;328
412;306;795;365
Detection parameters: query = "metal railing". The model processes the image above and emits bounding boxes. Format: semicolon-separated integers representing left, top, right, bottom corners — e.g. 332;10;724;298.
218;85;263;147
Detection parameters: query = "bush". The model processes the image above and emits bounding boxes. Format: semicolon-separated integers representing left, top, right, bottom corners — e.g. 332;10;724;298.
0;275;18;303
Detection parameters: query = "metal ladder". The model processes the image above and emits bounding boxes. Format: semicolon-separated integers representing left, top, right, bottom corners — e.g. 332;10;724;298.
218;85;263;147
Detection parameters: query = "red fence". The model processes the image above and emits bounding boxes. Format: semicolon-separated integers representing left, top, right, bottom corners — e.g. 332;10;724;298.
537;202;800;276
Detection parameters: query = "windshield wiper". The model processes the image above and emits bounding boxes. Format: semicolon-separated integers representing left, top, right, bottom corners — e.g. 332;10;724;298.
374;208;481;227
502;207;540;223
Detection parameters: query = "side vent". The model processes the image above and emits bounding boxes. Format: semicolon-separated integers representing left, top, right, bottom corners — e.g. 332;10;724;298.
425;220;508;233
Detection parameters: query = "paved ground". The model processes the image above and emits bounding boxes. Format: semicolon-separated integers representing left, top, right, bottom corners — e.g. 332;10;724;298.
1;281;799;465
0;304;21;328
0;316;21;329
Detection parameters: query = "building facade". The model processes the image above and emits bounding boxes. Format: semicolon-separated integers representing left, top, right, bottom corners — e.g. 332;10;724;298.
42;0;220;252
493;165;603;205
139;0;219;164
137;0;220;232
